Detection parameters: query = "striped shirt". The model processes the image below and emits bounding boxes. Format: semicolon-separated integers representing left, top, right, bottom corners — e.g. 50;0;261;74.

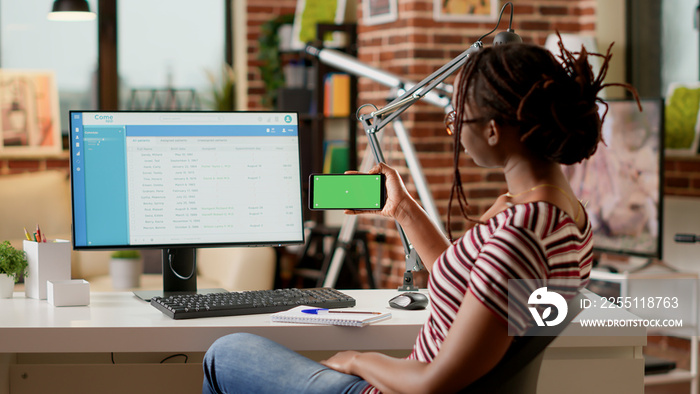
362;202;592;393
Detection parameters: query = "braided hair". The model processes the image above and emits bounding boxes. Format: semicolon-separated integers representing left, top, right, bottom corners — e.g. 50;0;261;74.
446;35;639;240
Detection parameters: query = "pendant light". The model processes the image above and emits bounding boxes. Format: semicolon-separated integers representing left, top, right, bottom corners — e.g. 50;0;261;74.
47;0;96;21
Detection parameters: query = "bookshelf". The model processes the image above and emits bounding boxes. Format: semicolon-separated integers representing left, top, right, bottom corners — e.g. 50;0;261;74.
278;24;363;288
300;23;358;224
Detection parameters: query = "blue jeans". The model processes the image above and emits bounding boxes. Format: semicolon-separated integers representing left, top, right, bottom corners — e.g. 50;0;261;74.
202;333;370;394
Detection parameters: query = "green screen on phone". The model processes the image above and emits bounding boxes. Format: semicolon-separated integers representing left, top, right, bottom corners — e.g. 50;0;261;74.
310;174;384;209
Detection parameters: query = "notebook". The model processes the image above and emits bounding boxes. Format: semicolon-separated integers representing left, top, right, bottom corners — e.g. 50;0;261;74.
271;306;392;327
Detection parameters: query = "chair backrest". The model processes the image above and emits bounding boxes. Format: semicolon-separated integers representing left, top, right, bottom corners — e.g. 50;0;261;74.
463;291;586;394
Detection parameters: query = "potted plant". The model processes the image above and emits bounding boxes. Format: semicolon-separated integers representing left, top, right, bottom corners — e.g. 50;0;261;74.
258;14;295;108
205;63;236;111
109;250;143;290
0;240;28;298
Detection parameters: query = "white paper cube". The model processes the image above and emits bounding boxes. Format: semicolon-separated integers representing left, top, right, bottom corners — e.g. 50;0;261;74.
48;279;90;307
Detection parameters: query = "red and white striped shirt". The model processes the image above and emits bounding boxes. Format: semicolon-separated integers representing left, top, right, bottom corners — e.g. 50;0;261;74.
363;202;592;393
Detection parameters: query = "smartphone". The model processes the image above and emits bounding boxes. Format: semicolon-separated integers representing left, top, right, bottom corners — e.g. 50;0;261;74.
309;173;386;210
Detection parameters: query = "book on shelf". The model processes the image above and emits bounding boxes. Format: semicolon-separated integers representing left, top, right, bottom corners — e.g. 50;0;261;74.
271;306;392;327
323;73;350;117
322;140;349;173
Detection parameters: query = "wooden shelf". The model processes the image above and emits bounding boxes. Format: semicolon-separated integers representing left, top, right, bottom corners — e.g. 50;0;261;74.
645;368;695;385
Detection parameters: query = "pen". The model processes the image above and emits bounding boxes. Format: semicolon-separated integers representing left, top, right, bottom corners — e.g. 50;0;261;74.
301;308;383;315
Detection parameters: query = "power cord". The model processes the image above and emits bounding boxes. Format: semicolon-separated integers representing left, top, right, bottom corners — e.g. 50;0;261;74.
110;352;189;364
160;353;189;363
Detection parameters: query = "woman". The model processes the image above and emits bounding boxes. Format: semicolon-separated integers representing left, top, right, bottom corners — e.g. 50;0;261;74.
202;38;635;394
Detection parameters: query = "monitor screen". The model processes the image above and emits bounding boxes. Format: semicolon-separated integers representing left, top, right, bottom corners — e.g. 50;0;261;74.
69;111;305;297
563;99;664;259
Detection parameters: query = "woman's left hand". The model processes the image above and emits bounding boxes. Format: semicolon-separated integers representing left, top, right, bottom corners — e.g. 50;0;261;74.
320;350;360;375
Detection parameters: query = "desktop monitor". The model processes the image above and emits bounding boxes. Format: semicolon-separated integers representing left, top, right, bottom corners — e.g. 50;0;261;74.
68;111;305;299
563;98;664;260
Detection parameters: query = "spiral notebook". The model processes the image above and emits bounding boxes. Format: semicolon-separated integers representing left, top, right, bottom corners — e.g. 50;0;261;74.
271;306;392;327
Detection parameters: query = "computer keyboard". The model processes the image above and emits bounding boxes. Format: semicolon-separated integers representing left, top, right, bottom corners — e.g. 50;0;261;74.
150;287;356;319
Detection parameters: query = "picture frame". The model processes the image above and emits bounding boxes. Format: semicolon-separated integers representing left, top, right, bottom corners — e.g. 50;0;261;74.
0;70;61;155
664;82;700;155
290;0;348;50
363;0;398;26
434;0;498;22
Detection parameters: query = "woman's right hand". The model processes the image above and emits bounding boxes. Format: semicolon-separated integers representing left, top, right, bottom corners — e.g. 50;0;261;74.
344;163;414;221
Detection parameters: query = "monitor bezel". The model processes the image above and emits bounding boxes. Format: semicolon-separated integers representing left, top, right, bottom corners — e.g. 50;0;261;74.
68;109;306;252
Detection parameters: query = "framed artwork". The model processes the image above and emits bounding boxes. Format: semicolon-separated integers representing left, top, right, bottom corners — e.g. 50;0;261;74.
290;0;348;50
434;0;498;22
363;0;398;26
664;82;700;155
0;70;61;155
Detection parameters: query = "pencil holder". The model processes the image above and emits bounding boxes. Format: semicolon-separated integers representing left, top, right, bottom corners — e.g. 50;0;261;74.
23;240;71;300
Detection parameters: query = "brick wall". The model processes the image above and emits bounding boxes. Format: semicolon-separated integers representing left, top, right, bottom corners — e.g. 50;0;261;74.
665;155;700;197
245;1;298;110
244;1;605;289
351;0;599;288
0;154;70;176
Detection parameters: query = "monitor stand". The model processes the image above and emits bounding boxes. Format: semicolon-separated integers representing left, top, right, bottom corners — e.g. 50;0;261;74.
133;247;227;301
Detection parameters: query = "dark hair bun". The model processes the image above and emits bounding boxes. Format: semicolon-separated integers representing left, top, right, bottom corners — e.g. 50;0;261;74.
460;38;634;165
516;70;603;164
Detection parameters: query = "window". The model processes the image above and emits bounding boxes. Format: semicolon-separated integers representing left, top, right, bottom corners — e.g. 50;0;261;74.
117;0;226;111
1;0;230;136
661;0;698;94
1;0;98;135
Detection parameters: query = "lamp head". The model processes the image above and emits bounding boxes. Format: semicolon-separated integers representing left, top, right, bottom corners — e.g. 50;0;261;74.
493;29;523;46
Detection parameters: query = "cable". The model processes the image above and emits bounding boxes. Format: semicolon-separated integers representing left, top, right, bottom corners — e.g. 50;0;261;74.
477;2;514;42
356;103;379;124
160;353;189;364
168;248;196;280
111;352;189;364
506;2;515;30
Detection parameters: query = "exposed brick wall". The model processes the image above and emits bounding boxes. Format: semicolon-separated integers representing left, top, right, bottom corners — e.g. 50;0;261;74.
241;1;605;289
7;1;700;291
0;154;70;176
246;1;298;110
664;155;700;197
352;0;600;288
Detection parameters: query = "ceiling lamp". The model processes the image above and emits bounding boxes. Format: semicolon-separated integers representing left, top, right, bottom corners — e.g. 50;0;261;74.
47;0;96;21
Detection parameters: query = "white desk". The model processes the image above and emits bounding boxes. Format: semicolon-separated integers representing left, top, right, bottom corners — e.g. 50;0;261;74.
0;289;645;394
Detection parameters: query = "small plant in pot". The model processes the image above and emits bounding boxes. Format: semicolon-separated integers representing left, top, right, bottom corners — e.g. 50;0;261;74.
110;250;143;290
258;13;295;108
0;240;28;298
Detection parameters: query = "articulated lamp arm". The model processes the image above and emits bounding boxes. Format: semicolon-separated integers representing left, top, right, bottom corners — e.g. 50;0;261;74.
305;2;520;289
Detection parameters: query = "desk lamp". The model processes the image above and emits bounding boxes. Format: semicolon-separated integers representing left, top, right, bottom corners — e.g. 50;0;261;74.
306;2;521;290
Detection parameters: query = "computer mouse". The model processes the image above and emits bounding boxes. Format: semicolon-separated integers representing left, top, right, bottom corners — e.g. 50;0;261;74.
389;292;428;310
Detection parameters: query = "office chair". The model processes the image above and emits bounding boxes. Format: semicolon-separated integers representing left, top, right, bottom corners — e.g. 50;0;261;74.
462;291;586;394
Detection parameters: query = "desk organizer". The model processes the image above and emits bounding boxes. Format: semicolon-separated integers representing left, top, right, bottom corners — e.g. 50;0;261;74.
23;240;71;299
48;279;90;306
